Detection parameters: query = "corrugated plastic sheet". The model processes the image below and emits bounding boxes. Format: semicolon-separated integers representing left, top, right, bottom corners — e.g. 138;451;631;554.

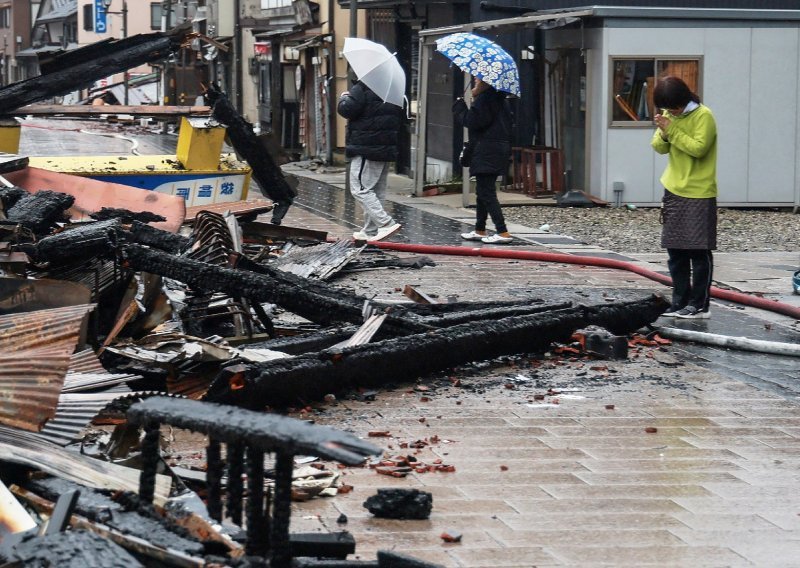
0;305;95;431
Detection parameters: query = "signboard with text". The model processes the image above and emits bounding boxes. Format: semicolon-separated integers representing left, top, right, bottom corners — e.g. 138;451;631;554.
94;0;107;32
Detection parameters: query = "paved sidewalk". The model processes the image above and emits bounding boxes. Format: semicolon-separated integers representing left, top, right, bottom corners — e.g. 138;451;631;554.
279;162;800;567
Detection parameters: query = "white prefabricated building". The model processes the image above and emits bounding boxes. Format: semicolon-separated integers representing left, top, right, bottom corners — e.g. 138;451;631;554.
416;6;800;210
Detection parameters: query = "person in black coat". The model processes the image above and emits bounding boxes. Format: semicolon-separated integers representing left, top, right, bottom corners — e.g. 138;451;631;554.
453;78;513;244
337;81;403;242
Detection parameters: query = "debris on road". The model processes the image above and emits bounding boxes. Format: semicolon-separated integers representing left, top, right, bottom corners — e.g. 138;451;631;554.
363;489;433;520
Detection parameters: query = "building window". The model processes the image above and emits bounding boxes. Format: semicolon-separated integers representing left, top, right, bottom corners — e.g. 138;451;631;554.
0;7;11;28
611;57;700;125
151;3;177;30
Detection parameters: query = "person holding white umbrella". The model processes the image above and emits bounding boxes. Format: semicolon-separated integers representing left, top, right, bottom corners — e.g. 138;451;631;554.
338;38;405;242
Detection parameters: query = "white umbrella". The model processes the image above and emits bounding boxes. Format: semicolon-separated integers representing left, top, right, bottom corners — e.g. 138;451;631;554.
342;38;406;107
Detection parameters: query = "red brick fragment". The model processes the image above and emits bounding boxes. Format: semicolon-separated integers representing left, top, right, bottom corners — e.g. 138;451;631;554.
419;396;430;402
605;404;615;410
645;427;658;433
338;484;354;494
368;431;391;437
440;530;462;543
500;465;509;471
533;394;545;400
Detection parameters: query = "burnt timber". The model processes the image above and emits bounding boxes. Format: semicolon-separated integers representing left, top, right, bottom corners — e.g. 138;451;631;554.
0;27;190;114
206;295;669;407
205;84;297;223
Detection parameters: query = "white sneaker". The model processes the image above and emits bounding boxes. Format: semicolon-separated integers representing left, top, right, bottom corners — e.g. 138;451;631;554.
353;231;369;240
461;230;487;241
481;233;513;244
367;222;401;242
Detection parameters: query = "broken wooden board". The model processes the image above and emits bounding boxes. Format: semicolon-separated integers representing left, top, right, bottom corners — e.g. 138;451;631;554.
20;105;211;118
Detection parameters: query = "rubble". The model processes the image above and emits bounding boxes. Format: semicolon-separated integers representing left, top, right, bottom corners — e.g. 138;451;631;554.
363;489;433;520
0;61;676;565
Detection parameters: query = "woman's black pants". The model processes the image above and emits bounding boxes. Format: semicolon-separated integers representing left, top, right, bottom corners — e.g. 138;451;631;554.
474;173;507;233
667;248;714;311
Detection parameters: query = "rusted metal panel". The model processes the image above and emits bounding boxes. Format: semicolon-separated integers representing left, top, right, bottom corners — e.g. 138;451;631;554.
4;167;185;233
0;305;95;431
0;277;92;314
0;349;73;431
68;349;107;374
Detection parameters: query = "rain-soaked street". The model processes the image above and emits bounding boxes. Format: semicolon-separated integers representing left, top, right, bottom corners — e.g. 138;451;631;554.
5;117;800;566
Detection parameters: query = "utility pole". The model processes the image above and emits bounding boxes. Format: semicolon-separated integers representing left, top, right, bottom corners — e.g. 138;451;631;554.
103;0;129;104
349;0;357;87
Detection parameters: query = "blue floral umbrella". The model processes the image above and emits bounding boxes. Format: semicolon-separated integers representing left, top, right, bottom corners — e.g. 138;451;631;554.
435;32;521;97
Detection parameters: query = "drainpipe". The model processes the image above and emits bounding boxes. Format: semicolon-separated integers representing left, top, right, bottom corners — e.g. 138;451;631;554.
234;0;243;112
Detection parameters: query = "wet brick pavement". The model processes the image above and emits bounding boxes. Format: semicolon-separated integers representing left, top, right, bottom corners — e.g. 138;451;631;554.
281;165;800;566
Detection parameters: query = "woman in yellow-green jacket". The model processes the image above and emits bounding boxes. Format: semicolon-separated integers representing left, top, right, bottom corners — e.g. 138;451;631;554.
651;76;718;319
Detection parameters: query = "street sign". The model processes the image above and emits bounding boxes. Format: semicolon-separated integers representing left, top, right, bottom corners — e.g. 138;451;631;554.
94;0;107;33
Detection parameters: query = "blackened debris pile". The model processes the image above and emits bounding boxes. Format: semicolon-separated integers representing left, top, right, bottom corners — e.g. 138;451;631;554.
363;489;434;520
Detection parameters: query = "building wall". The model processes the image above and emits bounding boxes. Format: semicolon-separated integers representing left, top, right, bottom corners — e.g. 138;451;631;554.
332;5;366;151
78;0;156;84
549;21;800;207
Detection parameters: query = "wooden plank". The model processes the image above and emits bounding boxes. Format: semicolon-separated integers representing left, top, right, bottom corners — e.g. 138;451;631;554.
19;105;211;117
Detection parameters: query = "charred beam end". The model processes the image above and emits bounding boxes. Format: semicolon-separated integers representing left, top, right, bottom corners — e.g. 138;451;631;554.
127;397;381;465
6;190;74;234
208;295;668;407
206;84;296;220
35;219;122;263
0;26;190;114
127;221;189;254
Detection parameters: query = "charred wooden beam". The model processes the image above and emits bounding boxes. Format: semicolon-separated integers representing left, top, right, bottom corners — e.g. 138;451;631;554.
21;104;211;118
415;301;573;328
205;84;296;224
35;219;121;264
120;243;430;334
0;186;26;211
24;477;205;557
89;208;165;224
6;190;74;234
127;221;189;253
127;397;381;466
246;326;361;355
206;295;669;407
0;27;190;114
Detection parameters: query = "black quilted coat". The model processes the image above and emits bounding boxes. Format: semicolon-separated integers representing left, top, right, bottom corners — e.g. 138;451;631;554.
337;82;402;162
453;87;512;175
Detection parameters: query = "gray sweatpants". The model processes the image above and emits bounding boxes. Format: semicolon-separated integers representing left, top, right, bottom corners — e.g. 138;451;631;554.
349;157;392;234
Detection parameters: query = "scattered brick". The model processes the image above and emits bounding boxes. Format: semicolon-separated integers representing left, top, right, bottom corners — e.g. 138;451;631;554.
368;431;391;437
440;529;462;543
645;427;658;433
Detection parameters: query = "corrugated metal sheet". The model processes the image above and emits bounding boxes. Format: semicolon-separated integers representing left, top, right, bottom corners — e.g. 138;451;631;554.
271;240;364;280
185;199;274;222
33;259;129;301
0;425;171;502
0;305;95;431
62;371;141;393
69;349;107;374
38;390;185;446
